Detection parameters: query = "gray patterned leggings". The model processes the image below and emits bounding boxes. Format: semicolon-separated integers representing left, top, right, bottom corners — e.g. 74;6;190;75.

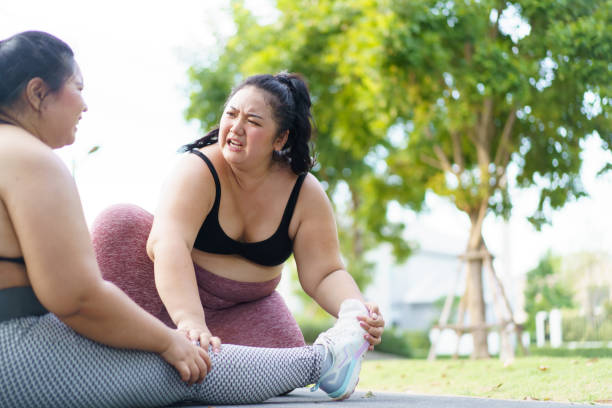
0;314;323;408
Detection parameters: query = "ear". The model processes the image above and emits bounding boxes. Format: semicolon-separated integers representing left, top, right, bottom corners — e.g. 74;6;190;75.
274;130;289;151
24;78;50;111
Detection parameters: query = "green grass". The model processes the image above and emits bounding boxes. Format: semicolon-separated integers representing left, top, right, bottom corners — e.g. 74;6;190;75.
357;356;612;404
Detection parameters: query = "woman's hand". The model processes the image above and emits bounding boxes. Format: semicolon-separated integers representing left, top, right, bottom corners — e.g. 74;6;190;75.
357;301;385;351
160;329;212;384
177;320;222;353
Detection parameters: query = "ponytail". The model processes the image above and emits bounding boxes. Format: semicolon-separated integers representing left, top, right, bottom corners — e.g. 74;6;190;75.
273;72;315;174
180;128;219;152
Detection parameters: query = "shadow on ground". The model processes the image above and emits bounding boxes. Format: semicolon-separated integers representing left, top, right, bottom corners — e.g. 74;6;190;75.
168;388;598;407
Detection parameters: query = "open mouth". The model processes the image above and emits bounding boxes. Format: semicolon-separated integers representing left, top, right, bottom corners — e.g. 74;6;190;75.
227;138;244;148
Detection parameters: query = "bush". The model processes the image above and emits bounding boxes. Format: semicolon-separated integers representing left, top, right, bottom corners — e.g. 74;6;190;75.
297;318;333;344
562;310;612;342
297;318;429;358
375;327;430;358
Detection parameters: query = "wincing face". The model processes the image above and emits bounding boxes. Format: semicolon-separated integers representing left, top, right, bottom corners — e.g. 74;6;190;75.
219;86;287;168
39;62;88;148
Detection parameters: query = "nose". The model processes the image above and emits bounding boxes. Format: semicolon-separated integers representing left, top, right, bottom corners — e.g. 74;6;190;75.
230;117;245;135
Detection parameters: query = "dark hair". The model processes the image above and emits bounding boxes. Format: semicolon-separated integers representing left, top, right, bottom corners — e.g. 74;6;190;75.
0;31;75;108
182;72;315;175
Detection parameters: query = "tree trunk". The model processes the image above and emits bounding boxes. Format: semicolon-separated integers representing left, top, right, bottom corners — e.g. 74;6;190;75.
466;211;490;359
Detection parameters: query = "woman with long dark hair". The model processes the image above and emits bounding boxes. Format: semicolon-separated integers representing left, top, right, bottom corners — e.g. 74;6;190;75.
93;72;385;352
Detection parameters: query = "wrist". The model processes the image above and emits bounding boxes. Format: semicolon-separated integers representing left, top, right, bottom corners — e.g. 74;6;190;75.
157;326;177;355
173;309;206;327
176;318;208;332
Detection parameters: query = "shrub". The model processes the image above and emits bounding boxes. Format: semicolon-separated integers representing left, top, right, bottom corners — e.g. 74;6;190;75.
297;318;333;344
375;327;430;358
298;317;429;358
562;309;612;342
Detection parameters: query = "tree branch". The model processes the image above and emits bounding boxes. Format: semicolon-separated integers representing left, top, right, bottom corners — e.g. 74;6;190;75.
478;98;494;146
468;198;489;249
489;1;502;39
464;42;473;64
493;108;517;168
450;130;464;172
476;98;494;179
434;145;453;173
420;153;444;171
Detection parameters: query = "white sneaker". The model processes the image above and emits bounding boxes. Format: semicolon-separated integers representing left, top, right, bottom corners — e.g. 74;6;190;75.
311;299;370;400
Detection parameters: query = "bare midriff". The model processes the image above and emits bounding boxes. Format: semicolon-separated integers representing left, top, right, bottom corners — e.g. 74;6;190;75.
0;263;29;290
190;248;283;283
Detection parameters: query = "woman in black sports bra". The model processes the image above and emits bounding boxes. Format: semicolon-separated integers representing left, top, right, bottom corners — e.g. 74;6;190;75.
92;73;386;353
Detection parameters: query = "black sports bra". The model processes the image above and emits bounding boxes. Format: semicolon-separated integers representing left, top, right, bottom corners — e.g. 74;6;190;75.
0;121;24;265
0;256;25;265
190;150;306;267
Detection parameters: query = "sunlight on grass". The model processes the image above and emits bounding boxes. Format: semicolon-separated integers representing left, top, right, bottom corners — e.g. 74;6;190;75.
357;356;612;403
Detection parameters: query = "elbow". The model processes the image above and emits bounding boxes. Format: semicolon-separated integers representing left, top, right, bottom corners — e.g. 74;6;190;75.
301;268;343;299
49;280;108;320
300;275;327;299
145;234;157;262
302;284;316;299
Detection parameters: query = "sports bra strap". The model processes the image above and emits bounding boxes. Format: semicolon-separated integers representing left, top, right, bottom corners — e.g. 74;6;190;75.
189;150;221;208
0;256;25;265
280;173;306;226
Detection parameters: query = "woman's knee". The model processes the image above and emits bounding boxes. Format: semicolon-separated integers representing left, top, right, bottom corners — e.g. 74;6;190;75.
91;204;153;250
91;204;155;285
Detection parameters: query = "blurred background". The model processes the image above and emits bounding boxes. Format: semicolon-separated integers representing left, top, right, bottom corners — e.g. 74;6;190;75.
1;0;610;359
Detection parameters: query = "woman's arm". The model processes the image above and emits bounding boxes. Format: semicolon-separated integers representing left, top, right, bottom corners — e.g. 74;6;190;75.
293;174;385;348
4;143;209;383
146;152;221;351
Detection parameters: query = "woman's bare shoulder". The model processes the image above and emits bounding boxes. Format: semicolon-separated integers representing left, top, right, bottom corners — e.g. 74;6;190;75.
293;172;334;218
300;173;329;199
0;128;71;194
167;145;220;187
198;144;225;170
0;127;76;204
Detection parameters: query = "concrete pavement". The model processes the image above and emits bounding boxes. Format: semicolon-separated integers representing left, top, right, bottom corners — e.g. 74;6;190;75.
169;388;601;407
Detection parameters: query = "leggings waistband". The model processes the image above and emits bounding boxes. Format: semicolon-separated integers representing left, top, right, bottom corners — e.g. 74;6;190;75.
0;286;48;322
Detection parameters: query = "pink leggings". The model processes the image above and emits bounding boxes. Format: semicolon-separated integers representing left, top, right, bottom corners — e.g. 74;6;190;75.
90;204;305;348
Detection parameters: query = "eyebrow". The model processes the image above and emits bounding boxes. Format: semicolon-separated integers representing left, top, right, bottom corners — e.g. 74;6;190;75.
227;105;264;120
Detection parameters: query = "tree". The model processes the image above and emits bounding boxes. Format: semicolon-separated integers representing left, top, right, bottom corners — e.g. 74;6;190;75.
185;0;612;357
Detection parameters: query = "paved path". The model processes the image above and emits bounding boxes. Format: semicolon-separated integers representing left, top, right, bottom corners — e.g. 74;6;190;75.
169;388;599;407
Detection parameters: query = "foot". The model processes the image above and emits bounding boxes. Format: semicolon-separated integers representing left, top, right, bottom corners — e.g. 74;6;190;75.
311;299;370;400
